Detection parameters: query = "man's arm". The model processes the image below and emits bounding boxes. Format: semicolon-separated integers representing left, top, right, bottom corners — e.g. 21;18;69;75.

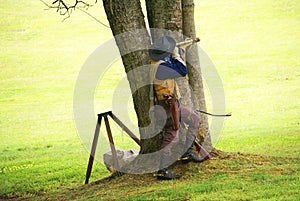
156;58;187;80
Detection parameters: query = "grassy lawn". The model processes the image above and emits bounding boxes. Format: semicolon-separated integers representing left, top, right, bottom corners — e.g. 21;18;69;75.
0;0;299;200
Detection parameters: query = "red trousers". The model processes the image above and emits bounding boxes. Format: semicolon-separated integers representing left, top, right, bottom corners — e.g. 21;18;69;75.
154;100;200;169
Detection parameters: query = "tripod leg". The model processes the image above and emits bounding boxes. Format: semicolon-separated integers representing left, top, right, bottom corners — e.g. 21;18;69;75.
104;115;119;171
85;116;102;184
109;112;141;146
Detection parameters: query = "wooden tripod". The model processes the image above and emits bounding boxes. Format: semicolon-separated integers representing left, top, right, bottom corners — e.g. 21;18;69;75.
84;111;140;184
84;111;212;184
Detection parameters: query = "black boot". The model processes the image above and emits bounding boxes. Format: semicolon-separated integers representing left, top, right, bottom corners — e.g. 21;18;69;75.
181;140;205;163
156;168;181;180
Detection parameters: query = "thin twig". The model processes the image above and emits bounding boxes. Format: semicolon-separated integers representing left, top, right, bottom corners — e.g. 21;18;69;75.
40;0;110;28
77;7;110;28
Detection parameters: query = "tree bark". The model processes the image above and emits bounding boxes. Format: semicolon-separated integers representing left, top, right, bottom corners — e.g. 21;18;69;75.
102;0;155;152
146;0;182;40
182;0;212;150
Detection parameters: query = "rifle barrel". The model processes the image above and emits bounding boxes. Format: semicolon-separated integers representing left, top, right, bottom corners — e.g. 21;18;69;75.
176;37;200;47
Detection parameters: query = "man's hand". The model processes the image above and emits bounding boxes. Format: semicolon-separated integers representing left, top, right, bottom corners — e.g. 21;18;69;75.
172;47;180;58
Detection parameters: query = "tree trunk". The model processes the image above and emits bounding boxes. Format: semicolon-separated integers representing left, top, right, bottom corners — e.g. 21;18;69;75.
182;0;212;150
102;0;156;151
146;0;182;40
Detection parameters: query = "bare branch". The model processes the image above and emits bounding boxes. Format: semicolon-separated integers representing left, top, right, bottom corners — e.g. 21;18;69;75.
41;0;94;17
55;0;91;15
40;0;109;28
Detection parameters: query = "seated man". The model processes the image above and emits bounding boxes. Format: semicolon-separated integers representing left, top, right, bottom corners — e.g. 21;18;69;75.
149;36;205;180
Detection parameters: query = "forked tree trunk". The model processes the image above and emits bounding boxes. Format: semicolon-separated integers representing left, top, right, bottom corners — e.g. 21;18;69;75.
182;0;212;150
103;0;213;157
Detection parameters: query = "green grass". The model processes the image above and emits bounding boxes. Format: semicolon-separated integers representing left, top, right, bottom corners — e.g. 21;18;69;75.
33;153;300;201
196;0;300;158
0;0;300;200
